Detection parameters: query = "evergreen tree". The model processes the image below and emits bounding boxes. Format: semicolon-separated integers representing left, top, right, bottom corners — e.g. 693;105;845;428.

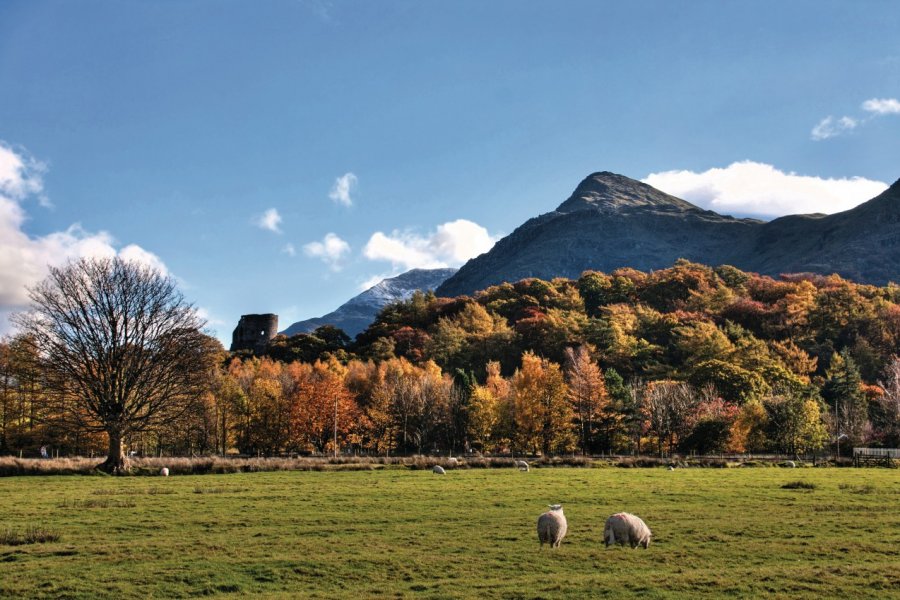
822;349;868;450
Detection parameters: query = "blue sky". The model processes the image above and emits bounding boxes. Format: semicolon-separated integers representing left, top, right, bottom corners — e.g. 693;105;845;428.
1;0;898;345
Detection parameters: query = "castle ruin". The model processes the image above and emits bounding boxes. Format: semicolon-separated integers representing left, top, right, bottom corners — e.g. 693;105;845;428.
230;314;278;353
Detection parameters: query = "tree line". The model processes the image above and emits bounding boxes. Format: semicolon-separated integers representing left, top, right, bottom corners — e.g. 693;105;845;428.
2;258;900;465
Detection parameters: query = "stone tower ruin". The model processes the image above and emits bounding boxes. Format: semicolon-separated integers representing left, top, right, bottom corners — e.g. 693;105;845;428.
230;314;278;353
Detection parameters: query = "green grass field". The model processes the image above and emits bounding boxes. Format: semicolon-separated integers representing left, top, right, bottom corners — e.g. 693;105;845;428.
1;467;898;599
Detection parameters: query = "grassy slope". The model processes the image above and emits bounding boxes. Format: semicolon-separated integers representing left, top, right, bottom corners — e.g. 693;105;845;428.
0;468;898;599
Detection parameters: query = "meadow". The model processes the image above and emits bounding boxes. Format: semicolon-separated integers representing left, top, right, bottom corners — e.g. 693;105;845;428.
0;466;898;599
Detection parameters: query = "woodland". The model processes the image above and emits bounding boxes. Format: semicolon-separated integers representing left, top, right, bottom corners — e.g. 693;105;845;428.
3;260;899;460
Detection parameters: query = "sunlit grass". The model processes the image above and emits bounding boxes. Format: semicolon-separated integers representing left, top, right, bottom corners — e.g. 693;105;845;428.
0;468;897;598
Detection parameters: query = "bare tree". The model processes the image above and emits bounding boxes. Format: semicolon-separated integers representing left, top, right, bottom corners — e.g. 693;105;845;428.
643;381;697;457
876;357;900;447
14;257;217;473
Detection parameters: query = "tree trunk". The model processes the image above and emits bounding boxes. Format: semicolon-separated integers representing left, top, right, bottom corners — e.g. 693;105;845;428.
98;431;129;474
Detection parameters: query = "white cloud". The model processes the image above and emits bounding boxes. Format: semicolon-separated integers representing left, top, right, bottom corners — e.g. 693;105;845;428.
363;218;498;271
119;244;169;276
303;232;351;271
329;173;357;207
281;243;297;257
0;141;44;201
861;97;900;115
0;142;169;335
812;97;900;140
255;208;282;233
643;161;888;218
195;306;227;328
811;116;858;140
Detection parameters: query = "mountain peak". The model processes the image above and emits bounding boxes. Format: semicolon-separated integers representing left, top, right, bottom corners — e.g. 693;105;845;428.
556;171;698;213
281;267;457;338
438;169;900;297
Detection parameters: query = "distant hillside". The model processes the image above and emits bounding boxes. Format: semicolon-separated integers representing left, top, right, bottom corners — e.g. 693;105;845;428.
282;268;457;337
437;172;900;297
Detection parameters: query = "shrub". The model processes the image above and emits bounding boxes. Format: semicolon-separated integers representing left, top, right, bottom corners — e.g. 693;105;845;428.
0;526;60;546
781;480;816;490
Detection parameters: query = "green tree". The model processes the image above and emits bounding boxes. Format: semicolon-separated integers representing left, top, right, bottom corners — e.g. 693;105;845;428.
762;393;828;455
603;367;635;453
689;360;769;405
822;349;868;449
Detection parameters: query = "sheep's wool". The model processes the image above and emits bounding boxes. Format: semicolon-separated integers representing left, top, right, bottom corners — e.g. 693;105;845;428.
537;506;567;548
603;512;651;549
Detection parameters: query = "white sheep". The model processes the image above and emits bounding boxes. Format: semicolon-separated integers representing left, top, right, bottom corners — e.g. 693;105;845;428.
160;467;169;477
783;460;796;468
515;460;530;472
432;465;446;475
604;512;651;549
537;504;567;548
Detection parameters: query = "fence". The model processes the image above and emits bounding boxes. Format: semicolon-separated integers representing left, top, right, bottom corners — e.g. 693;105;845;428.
852;447;900;467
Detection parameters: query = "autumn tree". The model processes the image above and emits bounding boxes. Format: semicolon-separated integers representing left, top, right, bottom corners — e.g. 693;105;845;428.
289;359;359;454
0;339;12;453
467;384;499;452
348;360;397;454
565;345;608;454
242;359;292;455
509;352;574;455
0;336;48;453
679;389;740;455
14;257;218;473
729;400;768;453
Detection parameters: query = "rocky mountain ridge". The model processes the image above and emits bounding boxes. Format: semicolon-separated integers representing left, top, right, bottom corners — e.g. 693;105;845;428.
283;268;457;337
437;172;900;297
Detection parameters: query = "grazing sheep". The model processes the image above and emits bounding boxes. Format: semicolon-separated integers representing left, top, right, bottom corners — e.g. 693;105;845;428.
432;465;446;475
783;460;796;468
160;467;169;477
515;460;530;472
537;504;567;548
604;512;651;549
667;465;675;471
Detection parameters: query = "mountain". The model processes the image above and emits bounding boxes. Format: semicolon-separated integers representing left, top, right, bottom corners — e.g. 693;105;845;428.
282;268;458;338
437;172;900;296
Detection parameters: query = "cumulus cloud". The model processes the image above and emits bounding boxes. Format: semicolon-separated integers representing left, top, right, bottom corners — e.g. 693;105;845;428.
811;116;858;141
255;208;282;233
329;173;357;207
303;232;351;271
862;97;900;115
0;142;45;201
0;142;169;334
119;244;169;276
812;97;900;140
643;161;888;218
363;219;498;271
